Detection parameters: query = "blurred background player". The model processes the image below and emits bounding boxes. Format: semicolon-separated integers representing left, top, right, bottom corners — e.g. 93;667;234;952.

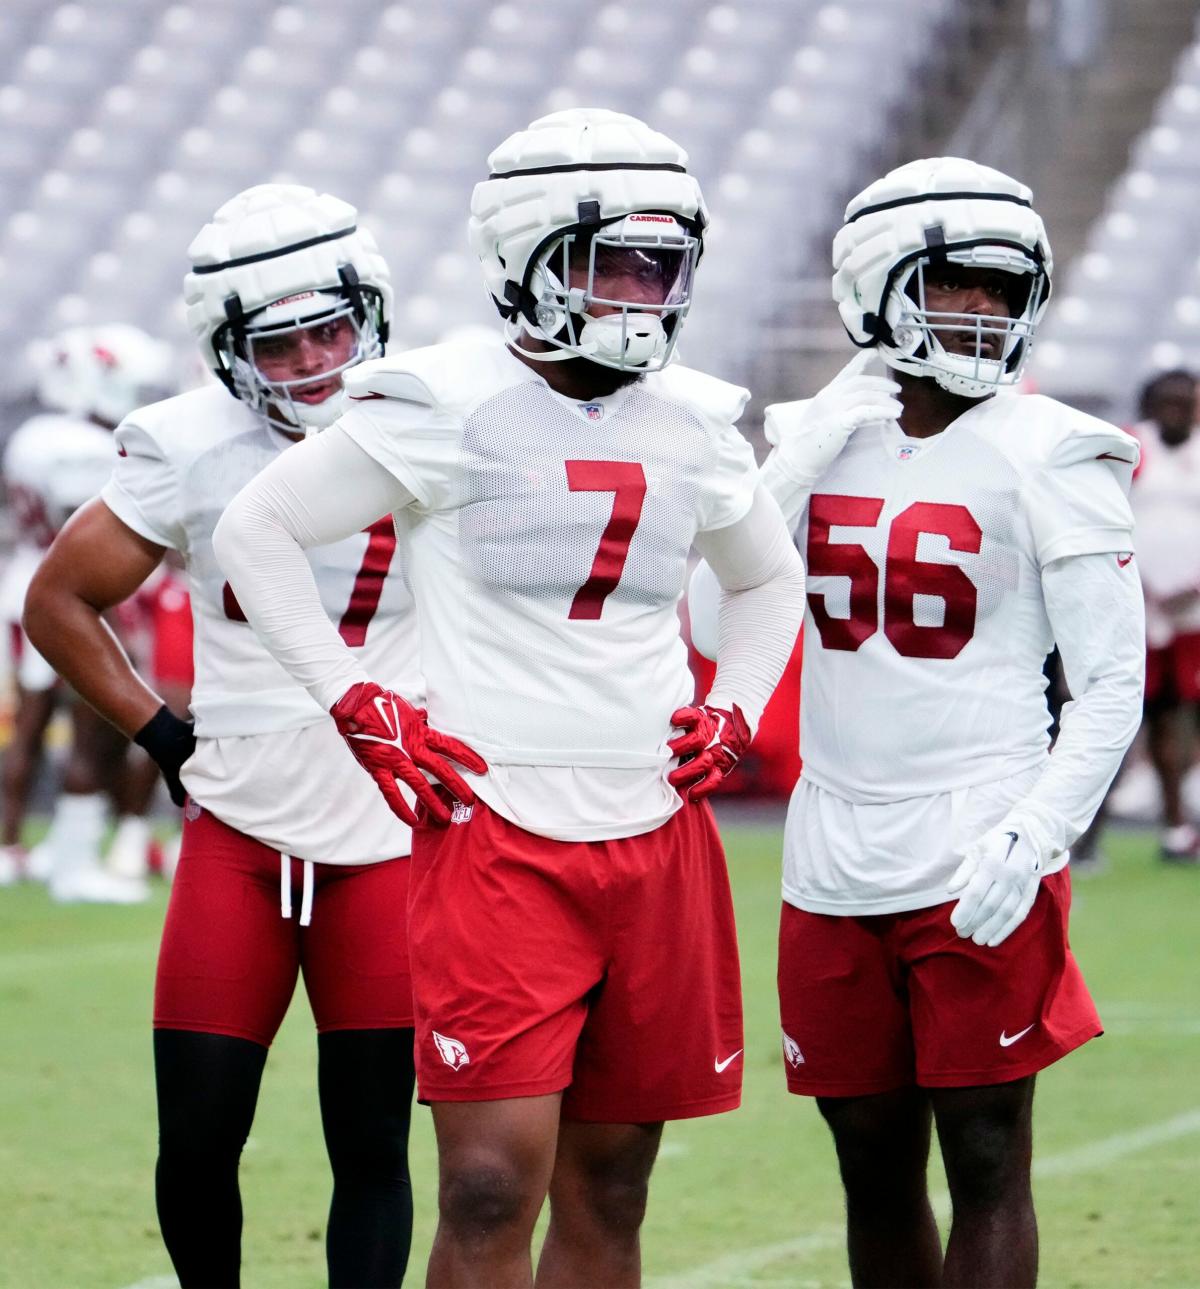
25;184;420;1288
692;156;1145;1288
1129;367;1200;860
0;323;175;898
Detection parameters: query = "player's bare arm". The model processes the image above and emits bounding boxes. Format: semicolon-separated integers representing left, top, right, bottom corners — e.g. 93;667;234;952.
25;498;168;737
24;500;195;805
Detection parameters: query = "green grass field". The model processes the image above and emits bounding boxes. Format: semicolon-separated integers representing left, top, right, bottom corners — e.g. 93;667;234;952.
1;822;1197;1288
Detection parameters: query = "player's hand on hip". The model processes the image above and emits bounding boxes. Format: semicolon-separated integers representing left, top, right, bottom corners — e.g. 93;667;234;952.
764;350;902;488
947;822;1045;947
133;704;196;809
667;703;751;802
330;681;487;826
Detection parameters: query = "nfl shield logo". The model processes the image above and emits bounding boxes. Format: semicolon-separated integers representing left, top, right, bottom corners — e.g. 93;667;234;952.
897;444;917;461
580;402;604;421
450;801;474;825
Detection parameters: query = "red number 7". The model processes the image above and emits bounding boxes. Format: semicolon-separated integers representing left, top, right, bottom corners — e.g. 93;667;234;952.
565;460;647;620
222;516;397;646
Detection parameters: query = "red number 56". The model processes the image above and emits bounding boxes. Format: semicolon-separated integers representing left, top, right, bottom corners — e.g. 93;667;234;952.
806;494;982;660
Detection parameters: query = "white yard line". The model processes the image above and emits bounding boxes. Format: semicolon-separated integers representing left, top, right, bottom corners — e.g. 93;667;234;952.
647;1107;1200;1289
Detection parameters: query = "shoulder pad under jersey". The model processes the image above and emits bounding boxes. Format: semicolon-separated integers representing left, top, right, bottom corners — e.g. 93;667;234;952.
648;362;751;431
1025;395;1140;491
344;338;526;418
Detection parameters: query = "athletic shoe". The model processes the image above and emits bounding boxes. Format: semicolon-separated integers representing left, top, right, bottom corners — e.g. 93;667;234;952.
106;816;152;879
49;863;149;904
0;846;20;887
24;840;53;882
1160;824;1200;864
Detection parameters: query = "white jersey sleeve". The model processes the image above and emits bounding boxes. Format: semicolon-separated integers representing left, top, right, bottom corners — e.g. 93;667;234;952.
101;418;187;550
1021;412;1138;565
651;364;756;532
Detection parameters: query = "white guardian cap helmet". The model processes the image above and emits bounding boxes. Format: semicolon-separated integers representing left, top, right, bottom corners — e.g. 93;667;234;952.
469;108;706;372
833;157;1052;398
184;184;392;434
35;323;175;426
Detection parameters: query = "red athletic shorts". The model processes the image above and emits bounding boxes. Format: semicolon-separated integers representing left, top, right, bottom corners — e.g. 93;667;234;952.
1145;631;1200;706
408;798;743;1122
155;804;413;1045
777;869;1101;1096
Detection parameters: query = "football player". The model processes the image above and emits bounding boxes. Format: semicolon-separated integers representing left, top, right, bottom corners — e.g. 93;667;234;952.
690;157;1144;1288
25;186;423;1287
213;109;807;1287
1;324;173;898
1128;368;1200;860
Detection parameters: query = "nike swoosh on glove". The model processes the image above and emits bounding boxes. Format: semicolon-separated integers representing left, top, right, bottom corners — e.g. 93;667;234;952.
667;704;751;802
764;349;902;491
330;682;487;826
947;822;1046;947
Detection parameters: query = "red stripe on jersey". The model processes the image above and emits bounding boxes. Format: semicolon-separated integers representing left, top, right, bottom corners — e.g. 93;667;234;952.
338;517;398;646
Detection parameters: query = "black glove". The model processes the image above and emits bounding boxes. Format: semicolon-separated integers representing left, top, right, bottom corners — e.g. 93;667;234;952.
133;705;196;809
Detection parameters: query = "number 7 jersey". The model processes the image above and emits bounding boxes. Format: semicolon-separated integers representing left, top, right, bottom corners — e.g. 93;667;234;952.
100;383;421;863
795;391;1138;804
333;337;758;840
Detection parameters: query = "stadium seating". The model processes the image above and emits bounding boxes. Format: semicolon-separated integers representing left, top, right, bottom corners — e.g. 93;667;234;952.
1031;15;1200;417
0;0;983;397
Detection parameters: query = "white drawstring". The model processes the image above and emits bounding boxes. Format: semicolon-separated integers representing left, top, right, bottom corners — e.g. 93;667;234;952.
280;853;315;926
299;859;314;928
280;853;292;919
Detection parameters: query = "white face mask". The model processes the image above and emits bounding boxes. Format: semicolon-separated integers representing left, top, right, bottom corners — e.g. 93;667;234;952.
225;292;383;436
880;246;1047;399
507;215;701;373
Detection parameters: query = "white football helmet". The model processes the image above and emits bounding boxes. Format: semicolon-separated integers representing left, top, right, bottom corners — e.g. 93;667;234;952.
832;157;1053;398
469;108;706;372
184;183;392;434
35;324;175;426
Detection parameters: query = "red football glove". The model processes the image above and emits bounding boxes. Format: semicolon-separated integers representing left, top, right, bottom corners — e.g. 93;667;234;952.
330;682;487;826
667;703;751;802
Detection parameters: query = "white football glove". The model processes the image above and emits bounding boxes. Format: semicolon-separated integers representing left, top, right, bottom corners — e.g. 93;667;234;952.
763;349;902;496
947;818;1050;948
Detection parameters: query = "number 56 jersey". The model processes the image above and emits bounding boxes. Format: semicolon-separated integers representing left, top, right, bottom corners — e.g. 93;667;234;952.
796;392;1138;804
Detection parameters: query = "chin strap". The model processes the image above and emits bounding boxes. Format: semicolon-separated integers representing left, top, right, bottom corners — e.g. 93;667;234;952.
502;315;598;363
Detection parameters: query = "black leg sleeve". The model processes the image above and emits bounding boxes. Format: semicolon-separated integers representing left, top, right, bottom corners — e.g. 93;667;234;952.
154;1029;268;1289
318;1028;416;1288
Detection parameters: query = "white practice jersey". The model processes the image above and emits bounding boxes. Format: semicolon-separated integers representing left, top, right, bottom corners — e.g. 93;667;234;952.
2;412;116;690
336;338;758;841
794;392;1137;805
1128;420;1200;646
4;412;116;552
101;384;420;862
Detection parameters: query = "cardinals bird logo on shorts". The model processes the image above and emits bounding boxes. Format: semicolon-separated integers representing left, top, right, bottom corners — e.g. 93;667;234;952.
782;1031;805;1068
433;1031;470;1070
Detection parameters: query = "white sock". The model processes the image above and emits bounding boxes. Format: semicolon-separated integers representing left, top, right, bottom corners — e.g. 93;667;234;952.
46;793;109;877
